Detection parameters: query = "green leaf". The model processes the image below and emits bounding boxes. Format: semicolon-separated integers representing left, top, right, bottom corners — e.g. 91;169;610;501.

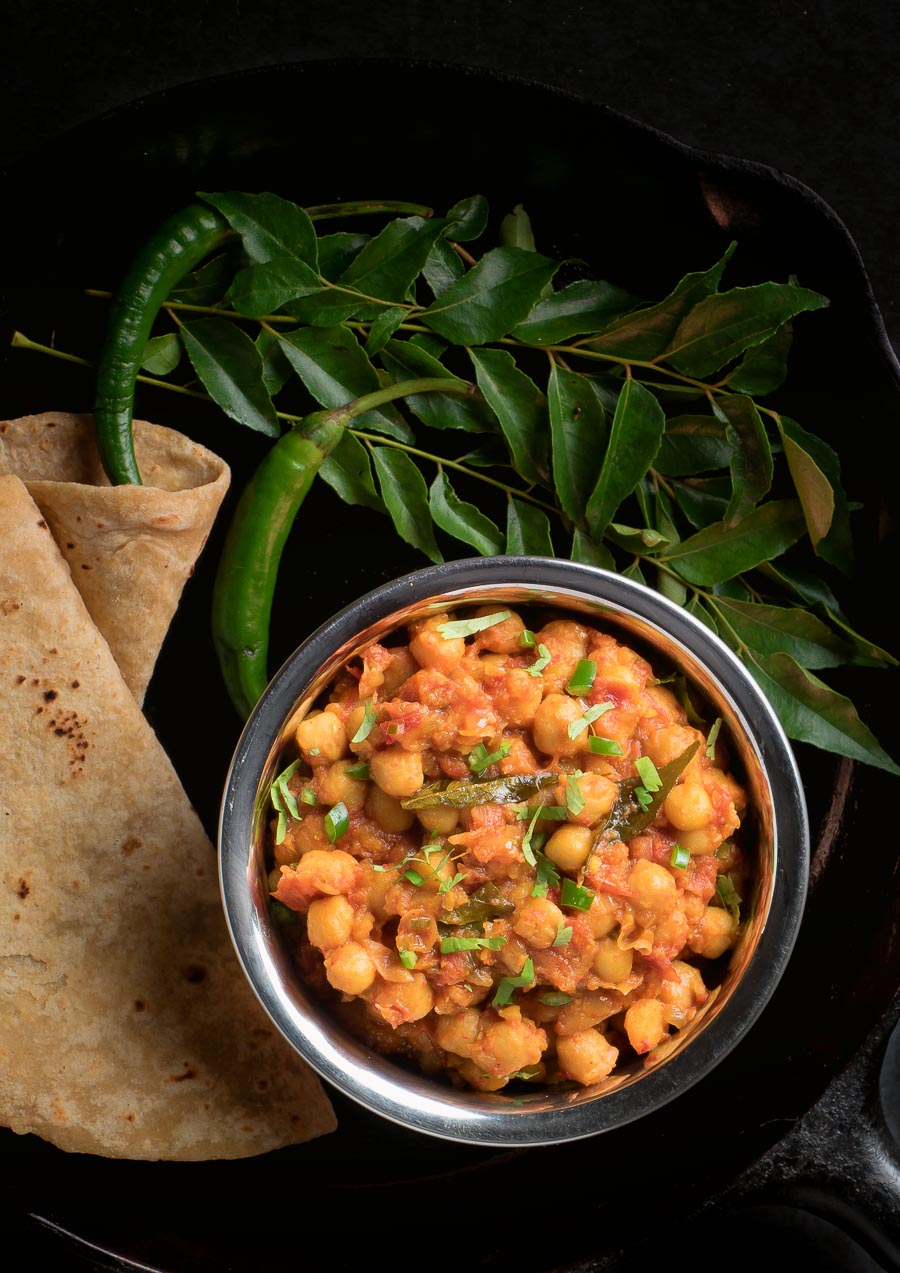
428;471;504;555
380;339;494;433
255;328;293;395
277;325;412;441
444;194;489;242
724;325;792;395
821;606;898;668
582;243;736;361
140;332;181;375
743;650;900;776
548;367;609;528
316;232;369;281
777;415;852;569
663;500;807;585
200;190;318;267
180;318;279;437
605;523;670;552
469;347;549;484
169;250;239;306
671;476;732;529
712;394;773;526
664;282;829;378
365;306;408;357
500;204;537;250
372;448;443;564
336;214;447;314
512;279;641;344
506;499;554;555
226;257;323;317
712;597;862;669
318;431;385;512
586;379;666;538
422;237;465;299
419;246;560;345
570;529;616;570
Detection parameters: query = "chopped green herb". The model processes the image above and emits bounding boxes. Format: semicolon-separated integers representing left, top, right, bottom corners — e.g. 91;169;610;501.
634;785;653;810
552;923;573;947
270;782;288;845
634;756;662;791
300;785;317;805
567;700;614;739
516;804;568;822
670;843;690;869
525;643;552;677
324;801;349;843
519;629;536;649
510;1066;542;1081
399;949;418;969
440;934;506;953
492;956;535;1007
372;863;390;872
345;761;370;781
468;739;512;775
539;991;572;1006
437;610;512;639
560;878;594;911
439;871;467;894
716;874;742;923
520;807;542;867
308;747;320;756
532;851;560;898
566;659;597;695
269;758;303;829
404;867;426;886
589;735;624;756
565;774;586;818
351;699;377;743
706;717;723;759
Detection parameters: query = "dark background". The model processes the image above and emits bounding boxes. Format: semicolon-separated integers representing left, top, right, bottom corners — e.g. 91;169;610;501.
2;3;898;1270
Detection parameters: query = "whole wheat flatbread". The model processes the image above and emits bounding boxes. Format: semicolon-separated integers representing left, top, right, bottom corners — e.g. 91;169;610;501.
0;412;230;705
0;474;336;1159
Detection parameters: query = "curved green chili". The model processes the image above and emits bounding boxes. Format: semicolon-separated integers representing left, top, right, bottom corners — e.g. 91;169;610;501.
211;410;346;720
94;202;234;485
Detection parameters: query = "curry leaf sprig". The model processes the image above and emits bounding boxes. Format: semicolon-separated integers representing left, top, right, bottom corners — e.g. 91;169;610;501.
12;190;898;774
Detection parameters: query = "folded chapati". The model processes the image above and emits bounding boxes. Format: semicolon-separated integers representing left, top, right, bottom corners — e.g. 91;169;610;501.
0;474;336;1159
0;412;230;705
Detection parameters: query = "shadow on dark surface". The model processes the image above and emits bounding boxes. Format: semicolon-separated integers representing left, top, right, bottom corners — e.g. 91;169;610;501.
0;58;898;1273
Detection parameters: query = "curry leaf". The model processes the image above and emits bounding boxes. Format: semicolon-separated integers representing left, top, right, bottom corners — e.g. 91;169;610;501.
663;500;807;585
586;379;666;538
429;471;504;555
548;367;608;528
200;190;318;267
444;194;489;242
140;332;181;375
712;393;773;526
423;237;466;299
379;339;494;433
512;279;640;344
372;447;443;564
226;258;323;317
364;306;408;356
570;529;616;570
724;324;792;395
336;215;448;315
319;432;385;512
777;414;852;569
711;597;860;669
506;499;555;556
655;414;732;477
420;246;560;344
180;318;279;437
469;347;549;484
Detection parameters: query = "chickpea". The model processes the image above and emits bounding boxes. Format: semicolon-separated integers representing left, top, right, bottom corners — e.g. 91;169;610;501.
544;823;593;874
556;991;619;1035
513;896;566;949
434;1009;481;1059
486;668;544;728
557;1029;618;1086
473;607;526;654
641;723;703;776
290;847;361;897
689;904;738;959
535;620;589;693
592;937;633;983
474;1015;546;1077
370;747;424;799
417;806;459;835
677;826;720;855
325;942;377;995
306;895;355;950
344;703;368;751
566;772;618;826
381;646;419;696
532;693;584;756
316;759;369;810
409;616;465;674
295;709;347;762
624;997;667;1054
584;894;619;938
365;784;416;833
664;781;714;831
660;960;707;1025
362;863;398;921
371;972;434;1025
628;858;678;925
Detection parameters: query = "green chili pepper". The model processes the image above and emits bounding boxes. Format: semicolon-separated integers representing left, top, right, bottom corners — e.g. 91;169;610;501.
94;202;234;485
210;409;346;719
401;772;557;810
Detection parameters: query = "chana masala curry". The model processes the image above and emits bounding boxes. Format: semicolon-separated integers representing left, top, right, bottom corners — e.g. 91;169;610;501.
267;606;751;1092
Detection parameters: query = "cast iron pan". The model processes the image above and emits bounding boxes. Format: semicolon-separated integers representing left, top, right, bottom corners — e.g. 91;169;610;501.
1;59;898;1272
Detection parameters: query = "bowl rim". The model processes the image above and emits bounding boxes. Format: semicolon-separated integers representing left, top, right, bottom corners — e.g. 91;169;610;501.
219;556;810;1147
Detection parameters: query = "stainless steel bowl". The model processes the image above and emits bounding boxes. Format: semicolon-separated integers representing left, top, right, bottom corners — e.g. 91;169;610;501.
218;557;809;1146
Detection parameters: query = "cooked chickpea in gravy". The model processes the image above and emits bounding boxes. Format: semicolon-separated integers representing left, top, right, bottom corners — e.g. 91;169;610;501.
267;606;751;1092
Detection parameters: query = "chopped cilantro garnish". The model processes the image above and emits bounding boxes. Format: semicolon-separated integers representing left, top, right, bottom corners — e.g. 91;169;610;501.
492;956;535;1007
706;717;723;759
565;774;586;817
539;991;572;1005
525;643;551;677
516;804;567;822
269;758;303;841
300;785;317;805
552;922;573;947
635;756;662;791
567;700;614;739
437;610;512;639
324;802;349;843
469;739;512;775
520;806;542;867
440;935;506;954
519;629;536;648
566;659;597;696
634;785;653;810
716;874;742;923
531;850;560;898
345;761;370;781
398;949;418;969
670;843;690;869
560;878;594;911
589;735;624;756
308;747;320;756
439;871;467;894
351;699;377;744
403;867;426;885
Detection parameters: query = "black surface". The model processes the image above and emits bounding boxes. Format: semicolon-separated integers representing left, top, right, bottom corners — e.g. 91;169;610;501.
1;11;899;1271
